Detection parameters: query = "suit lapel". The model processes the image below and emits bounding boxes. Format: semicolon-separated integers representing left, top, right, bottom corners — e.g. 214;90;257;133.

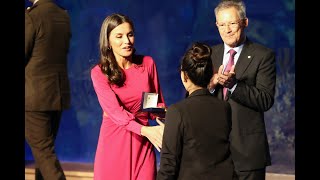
211;44;224;73
235;40;254;79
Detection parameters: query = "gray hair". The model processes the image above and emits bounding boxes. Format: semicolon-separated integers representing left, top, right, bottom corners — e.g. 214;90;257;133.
214;0;247;20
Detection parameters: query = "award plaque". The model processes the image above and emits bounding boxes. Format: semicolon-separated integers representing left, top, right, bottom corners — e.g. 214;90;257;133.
141;92;166;113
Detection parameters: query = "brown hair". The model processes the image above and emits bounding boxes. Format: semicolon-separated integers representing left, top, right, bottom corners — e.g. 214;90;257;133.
98;13;135;86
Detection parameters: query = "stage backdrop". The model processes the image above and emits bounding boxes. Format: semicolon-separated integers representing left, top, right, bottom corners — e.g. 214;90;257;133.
25;0;295;174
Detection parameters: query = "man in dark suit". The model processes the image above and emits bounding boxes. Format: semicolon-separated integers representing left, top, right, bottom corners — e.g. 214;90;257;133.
25;0;71;179
157;42;235;180
208;1;276;180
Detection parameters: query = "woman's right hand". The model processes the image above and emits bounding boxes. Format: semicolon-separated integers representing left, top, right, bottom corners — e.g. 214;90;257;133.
141;118;165;152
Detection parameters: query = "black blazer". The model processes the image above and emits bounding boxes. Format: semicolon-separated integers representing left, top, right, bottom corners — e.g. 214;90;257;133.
157;89;234;180
211;39;276;171
25;0;71;111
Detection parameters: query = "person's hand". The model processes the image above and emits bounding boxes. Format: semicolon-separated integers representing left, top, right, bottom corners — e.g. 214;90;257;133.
156;117;165;126
208;65;224;90
141;117;165;152
218;65;237;88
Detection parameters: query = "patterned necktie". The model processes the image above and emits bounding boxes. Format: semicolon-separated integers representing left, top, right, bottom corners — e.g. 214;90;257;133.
223;49;237;100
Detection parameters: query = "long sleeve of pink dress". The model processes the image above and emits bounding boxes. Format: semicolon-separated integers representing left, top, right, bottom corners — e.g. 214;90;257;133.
91;55;165;180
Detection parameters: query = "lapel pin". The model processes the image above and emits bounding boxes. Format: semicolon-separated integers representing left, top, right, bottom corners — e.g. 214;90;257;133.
248;56;251;58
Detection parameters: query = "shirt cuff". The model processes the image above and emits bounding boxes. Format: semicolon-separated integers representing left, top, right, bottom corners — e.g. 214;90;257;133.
209;88;215;94
229;83;238;94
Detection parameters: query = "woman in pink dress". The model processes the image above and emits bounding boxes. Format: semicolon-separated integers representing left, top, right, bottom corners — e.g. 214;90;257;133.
91;13;166;180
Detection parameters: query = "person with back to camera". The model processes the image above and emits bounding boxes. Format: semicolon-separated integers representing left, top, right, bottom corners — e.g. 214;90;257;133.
90;13;166;180
157;42;235;180
25;0;71;179
208;1;276;179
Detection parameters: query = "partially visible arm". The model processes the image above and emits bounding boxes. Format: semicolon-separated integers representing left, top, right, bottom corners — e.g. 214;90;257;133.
141;118;165;152
25;12;35;66
91;67;142;135
157;106;183;180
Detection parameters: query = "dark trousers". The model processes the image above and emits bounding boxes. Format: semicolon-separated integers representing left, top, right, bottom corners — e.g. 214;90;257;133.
234;168;266;180
25;111;66;180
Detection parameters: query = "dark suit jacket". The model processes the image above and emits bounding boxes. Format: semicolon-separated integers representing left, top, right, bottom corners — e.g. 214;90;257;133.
211;38;276;171
25;0;71;111
157;89;234;180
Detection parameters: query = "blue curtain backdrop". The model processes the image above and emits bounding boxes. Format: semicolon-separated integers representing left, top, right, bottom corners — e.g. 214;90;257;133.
25;0;295;174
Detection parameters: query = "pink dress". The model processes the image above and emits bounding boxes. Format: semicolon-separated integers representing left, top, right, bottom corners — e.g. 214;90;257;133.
91;56;165;180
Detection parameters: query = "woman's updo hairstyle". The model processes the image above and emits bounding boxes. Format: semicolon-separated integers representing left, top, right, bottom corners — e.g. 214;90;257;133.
180;42;213;88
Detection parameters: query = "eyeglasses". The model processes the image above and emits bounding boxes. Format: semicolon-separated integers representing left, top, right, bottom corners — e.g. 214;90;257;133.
216;19;243;30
